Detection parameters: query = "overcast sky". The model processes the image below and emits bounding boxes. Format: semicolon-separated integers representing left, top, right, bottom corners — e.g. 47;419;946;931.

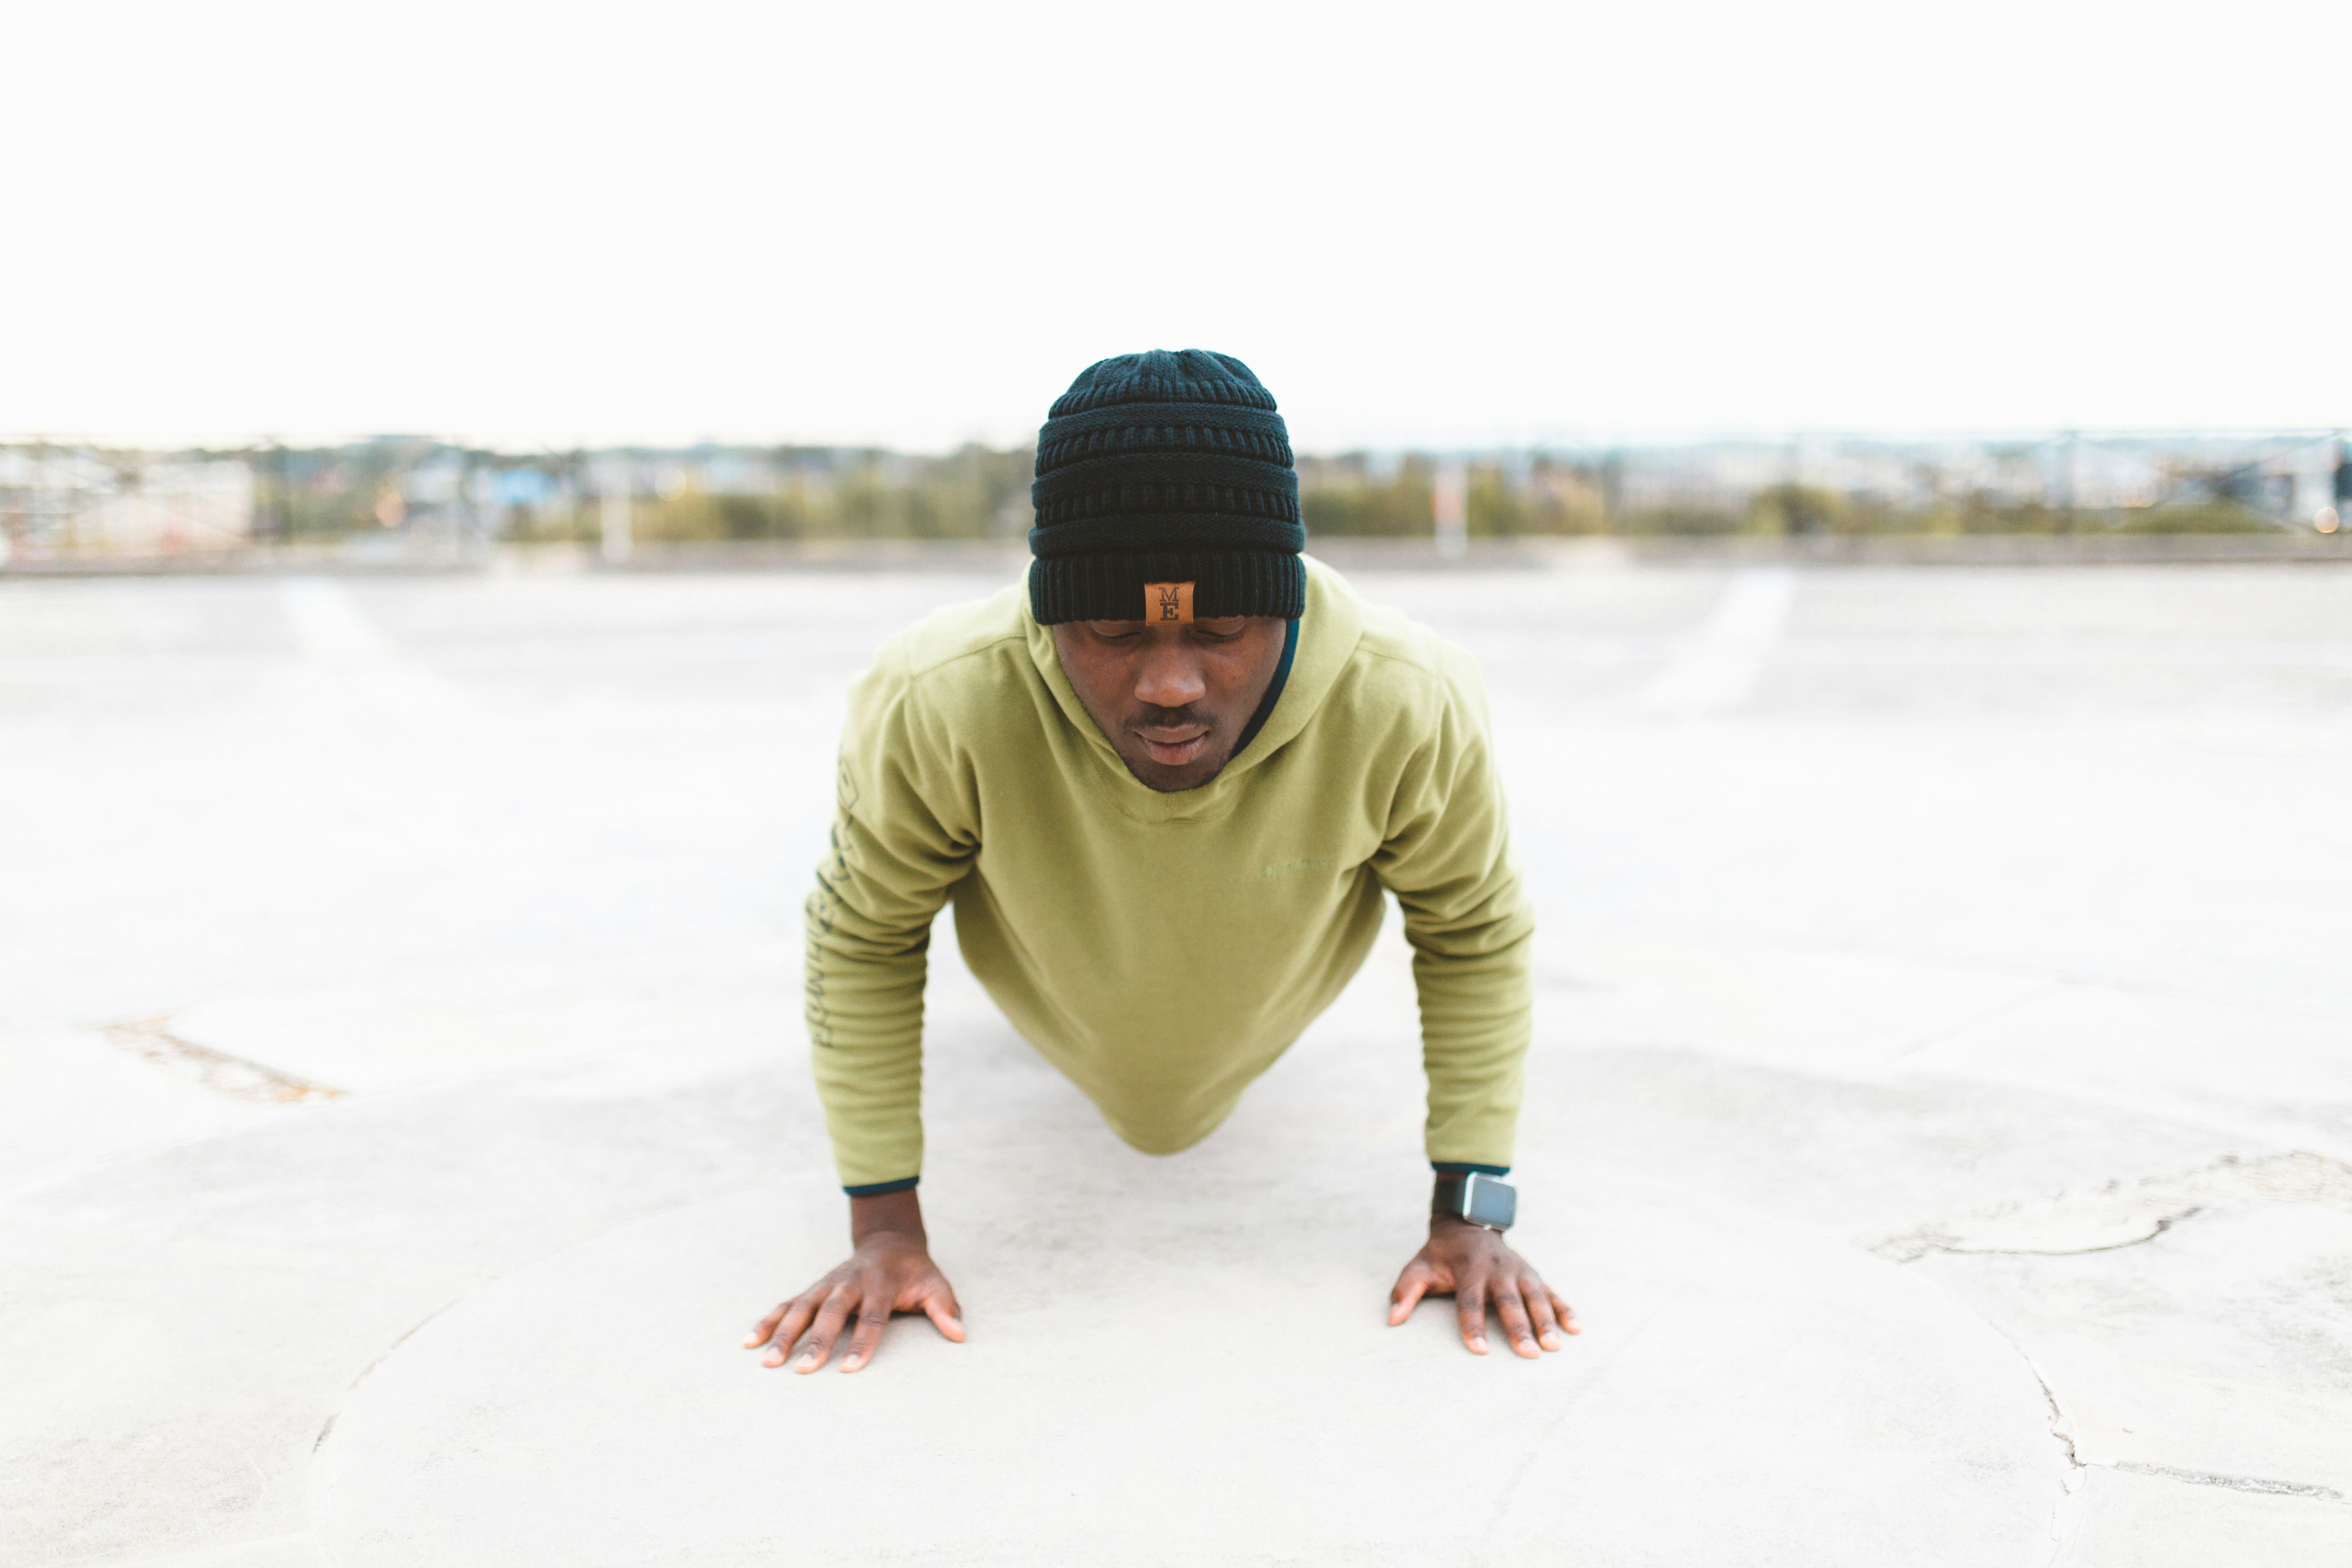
6;1;2347;451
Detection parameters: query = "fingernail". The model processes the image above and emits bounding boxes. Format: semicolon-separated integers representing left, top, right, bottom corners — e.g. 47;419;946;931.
1472;1336;1488;1352
1541;1332;1561;1349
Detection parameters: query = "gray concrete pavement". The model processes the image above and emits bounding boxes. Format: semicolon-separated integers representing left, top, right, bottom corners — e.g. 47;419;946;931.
3;560;2348;1564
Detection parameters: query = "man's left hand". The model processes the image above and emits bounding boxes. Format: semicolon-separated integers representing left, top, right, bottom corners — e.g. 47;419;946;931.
1388;1216;1579;1357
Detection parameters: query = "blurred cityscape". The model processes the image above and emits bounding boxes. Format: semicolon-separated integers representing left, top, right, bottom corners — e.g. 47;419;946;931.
1;430;2345;564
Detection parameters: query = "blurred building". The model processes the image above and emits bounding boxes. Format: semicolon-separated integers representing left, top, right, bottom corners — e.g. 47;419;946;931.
4;430;2344;561
0;446;254;560
1595;433;2347;530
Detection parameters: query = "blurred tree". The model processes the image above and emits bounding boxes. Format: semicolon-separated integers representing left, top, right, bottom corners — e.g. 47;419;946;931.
1746;483;1844;536
143;438;2304;550
1299;454;1436;537
1617;506;1744;536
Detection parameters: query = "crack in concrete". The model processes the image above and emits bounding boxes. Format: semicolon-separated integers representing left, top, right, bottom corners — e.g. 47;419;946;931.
1865;1151;2352;1262
2031;1372;2085;1483
314;1294;472;1452
1474;1314;1658;1545
1881;1156;2352;1564
1883;980;2067;1064
97;1016;344;1105
2113;1461;2345;1502
307;1177;780;1461
1962;1315;2087;1567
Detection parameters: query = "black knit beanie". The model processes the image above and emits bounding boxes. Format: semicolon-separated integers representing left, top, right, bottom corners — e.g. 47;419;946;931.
1027;349;1306;624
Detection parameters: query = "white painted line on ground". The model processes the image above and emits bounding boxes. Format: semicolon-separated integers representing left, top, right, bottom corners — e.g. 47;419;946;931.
276;575;483;721
281;577;398;662
1634;566;1797;715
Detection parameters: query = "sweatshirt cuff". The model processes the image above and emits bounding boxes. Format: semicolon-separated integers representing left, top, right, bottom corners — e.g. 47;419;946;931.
843;1175;920;1197
1432;1161;1510;1177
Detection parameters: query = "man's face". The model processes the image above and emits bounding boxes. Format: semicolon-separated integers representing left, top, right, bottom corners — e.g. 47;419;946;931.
1050;615;1287;792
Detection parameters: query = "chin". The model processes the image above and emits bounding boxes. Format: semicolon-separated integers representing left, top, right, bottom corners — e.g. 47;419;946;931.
1126;748;1232;793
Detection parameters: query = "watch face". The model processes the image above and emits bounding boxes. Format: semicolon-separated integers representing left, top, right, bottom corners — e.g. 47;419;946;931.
1464;1175;1517;1229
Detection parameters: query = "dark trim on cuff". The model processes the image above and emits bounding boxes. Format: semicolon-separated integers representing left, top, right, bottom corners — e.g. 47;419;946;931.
1432;1162;1510;1177
843;1175;920;1198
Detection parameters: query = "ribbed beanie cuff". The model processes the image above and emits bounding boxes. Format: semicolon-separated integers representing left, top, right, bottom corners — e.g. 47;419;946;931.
1026;350;1304;625
1029;549;1305;625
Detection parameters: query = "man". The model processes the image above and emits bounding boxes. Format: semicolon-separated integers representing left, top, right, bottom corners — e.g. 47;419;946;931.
746;350;1573;1374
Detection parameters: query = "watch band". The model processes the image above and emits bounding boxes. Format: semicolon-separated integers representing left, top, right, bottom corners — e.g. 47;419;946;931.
1432;1171;1473;1217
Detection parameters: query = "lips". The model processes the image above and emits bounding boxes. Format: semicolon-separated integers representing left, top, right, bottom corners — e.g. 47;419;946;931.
1135;724;1210;766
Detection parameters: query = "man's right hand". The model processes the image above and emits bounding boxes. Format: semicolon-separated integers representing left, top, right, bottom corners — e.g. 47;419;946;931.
744;1188;964;1374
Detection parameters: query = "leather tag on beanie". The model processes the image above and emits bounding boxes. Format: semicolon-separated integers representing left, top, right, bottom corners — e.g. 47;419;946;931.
1145;581;1195;624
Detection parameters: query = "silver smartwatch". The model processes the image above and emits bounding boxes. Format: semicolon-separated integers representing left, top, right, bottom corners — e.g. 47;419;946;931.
1435;1170;1517;1231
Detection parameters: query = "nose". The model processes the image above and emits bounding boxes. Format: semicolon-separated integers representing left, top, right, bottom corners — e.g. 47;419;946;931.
1133;635;1207;711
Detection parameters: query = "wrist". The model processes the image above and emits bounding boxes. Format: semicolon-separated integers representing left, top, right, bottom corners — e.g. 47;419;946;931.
1430;1167;1517;1231
849;1187;926;1248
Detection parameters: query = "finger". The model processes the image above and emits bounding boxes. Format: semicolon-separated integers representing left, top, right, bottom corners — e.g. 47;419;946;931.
920;1286;967;1343
1494;1281;1539;1359
1548;1287;1581;1335
1457;1278;1491;1354
839;1299;891;1373
1523;1279;1566;1351
791;1289;856;1374
744;1302;789;1350
1388;1264;1433;1326
759;1295;821;1367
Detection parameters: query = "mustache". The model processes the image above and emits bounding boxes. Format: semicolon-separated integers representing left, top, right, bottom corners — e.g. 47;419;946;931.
1127;702;1214;731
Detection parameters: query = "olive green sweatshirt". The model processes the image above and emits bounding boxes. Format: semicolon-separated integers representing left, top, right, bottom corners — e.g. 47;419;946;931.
805;555;1533;1189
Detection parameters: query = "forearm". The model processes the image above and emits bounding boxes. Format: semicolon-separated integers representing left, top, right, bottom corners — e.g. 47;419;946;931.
804;695;971;1192
806;920;930;1189
1414;931;1533;1166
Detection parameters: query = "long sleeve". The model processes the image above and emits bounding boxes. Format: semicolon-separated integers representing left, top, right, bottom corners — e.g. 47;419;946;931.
1370;644;1535;1169
804;652;976;1189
